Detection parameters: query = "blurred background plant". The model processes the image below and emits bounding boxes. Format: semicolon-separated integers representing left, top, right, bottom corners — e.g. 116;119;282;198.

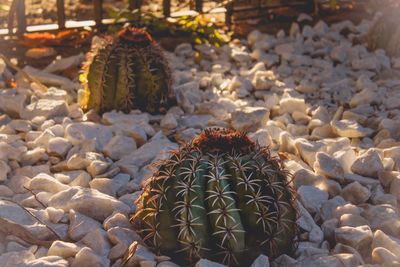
106;6;230;47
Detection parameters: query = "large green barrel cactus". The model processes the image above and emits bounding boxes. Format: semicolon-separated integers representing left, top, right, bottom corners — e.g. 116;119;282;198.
132;128;298;266
367;9;400;57
79;27;172;114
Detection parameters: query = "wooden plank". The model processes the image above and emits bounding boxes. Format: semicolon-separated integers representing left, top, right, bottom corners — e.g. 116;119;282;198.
93;0;103;25
57;0;66;29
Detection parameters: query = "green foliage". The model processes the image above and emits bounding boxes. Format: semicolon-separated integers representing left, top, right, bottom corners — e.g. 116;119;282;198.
79;28;172;114
106;7;229;47
132;128;298;266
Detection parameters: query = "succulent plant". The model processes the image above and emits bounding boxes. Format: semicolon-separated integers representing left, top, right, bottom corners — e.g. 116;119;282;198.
367;9;400;57
79;27;173;114
132;128;298;266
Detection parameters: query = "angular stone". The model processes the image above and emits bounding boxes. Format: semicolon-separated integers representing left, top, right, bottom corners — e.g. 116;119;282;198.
103;135;137;161
65;122;113;151
49;187;130;221
71;247;109;267
341;181;371;205
47;137;72;157
251;254;269;267
372;230;400;261
335;225;373;250
48;241;81;258
23;99;68;120
231;107;269;132
314;152;344;182
68;209;102;241
28;173;70;193
351;149;384;178
298;185;328;214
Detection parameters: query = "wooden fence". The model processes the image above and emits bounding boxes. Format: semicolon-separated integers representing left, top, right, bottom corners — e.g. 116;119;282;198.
3;0;219;36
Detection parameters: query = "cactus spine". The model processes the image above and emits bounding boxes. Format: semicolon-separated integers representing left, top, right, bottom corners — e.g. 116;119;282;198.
132;128;298;266
80;27;172;114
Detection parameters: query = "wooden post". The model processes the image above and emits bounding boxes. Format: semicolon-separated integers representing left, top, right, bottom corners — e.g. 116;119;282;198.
195;0;203;13
163;0;171;17
57;0;66;29
129;0;142;10
16;0;26;34
93;0;103;26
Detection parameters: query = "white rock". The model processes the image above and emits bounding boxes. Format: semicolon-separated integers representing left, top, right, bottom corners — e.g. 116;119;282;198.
331;119;373;138
49;187;131;221
68;210;102;241
0;142;23;161
0;90;28;117
45;207;64;224
0;200;57;240
319;196;346;221
335;225;373;251
231;107;269;132
351;149;384;178
23;256;69;267
251;254;269;267
333;149;356;173
279;97;307;114
160;113;178;130
23;99;68;120
48;241;81;258
372;247;400;264
65;122;113;152
352;57;379;70
341;181;371;205
90;173;130;197
117;133;178;172
81;228;111;257
72;247;109;267
248;129;273;147
20;147;46;166
87;160;110;177
390;177;400;200
47;137;72;157
298;185;328;214
371;230;400;258
314;152;344;182
174;43;193;57
340;213;369;228
103;212;131;230
0;160;10;181
55;171;91;187
195;259;227;267
108;226;141;259
44;54;84;73
0;185;13;197
103;135;137;161
28;173;70;193
0;251;35;266
362;204;399;230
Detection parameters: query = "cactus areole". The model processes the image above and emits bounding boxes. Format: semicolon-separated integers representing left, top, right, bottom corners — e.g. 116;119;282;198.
132;128;298;266
79;27;173;114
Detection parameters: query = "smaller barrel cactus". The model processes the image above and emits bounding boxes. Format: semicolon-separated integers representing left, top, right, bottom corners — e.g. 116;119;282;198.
79;27;173;114
132;128;298;266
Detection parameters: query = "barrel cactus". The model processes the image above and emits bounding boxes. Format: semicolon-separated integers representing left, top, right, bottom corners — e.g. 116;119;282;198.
79;27;172;114
132;128;298;266
367;9;400;57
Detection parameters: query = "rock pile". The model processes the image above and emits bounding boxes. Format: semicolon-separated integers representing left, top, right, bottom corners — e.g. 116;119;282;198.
0;13;399;267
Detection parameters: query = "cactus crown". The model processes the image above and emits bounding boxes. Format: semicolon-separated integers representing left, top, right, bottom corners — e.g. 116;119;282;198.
132;128;298;266
117;27;154;47
79;27;172;114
